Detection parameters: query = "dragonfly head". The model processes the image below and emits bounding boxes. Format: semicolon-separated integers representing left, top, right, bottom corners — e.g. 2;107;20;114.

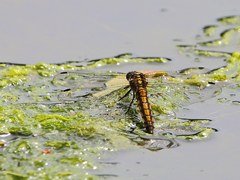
126;71;142;81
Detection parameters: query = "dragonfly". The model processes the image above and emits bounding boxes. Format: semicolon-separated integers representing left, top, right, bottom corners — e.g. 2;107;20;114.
52;68;221;135
119;71;154;134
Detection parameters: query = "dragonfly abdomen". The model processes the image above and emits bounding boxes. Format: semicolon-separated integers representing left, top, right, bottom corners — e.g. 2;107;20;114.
126;71;154;134
136;87;154;134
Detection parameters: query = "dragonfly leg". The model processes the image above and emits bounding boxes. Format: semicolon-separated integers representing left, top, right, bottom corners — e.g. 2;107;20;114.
126;93;135;114
119;88;131;101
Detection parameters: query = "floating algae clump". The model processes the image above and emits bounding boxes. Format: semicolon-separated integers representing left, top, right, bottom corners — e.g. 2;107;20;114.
178;51;240;86
0;54;172;178
0;102;131;179
203;25;218;37
1;50;238;177
0;66;31;88
217;15;240;25
84;53;170;69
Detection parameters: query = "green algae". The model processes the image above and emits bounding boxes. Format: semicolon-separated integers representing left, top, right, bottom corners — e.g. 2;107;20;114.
203;25;218;36
0;54;168;89
182;51;240;85
217;15;240;25
0;63;225;179
177;15;240;55
45;141;78;150
177;46;231;58
177;15;240;88
163;51;240;92
84;53;170;69
198;26;240;47
0;88;133;178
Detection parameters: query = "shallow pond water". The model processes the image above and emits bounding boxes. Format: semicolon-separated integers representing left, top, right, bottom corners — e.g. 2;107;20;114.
0;1;240;179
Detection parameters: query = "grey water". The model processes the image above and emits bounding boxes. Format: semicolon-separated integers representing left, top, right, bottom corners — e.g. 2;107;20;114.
1;0;240;179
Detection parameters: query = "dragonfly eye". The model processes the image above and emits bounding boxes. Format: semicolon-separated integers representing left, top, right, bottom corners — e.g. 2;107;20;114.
126;71;138;81
126;72;133;80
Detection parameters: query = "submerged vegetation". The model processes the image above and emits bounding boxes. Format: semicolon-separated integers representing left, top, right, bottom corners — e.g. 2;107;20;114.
0;15;240;178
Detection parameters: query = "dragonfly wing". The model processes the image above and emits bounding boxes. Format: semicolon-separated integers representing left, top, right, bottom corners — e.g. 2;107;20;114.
183;83;221;104
147;79;221;115
52;71;126;101
93;75;128;97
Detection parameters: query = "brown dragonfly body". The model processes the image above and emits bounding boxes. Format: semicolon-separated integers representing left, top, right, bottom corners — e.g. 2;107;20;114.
125;71;154;134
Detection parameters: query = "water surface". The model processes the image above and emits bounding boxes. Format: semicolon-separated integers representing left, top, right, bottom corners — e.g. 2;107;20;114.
1;1;240;179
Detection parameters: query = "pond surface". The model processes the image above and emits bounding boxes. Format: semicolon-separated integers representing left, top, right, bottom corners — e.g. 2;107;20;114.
0;1;240;179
